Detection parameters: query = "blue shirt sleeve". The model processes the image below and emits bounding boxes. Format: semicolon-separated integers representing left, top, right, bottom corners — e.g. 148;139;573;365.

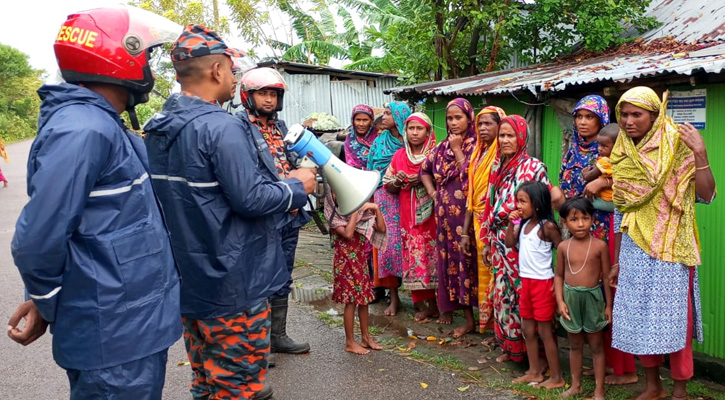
210;123;307;216
11;114;112;323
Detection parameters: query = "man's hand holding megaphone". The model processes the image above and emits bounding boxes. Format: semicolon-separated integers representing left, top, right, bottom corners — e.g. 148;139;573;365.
288;168;318;194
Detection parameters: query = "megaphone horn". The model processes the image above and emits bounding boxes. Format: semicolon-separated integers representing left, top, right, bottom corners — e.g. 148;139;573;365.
284;124;381;216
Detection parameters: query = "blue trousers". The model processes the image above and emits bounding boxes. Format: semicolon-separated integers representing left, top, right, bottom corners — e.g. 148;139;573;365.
66;349;168;400
273;224;300;298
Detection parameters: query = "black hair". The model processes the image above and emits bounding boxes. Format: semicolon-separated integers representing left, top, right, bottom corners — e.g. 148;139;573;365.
515;180;558;243
598;123;620;142
559;195;595;220
173;54;229;81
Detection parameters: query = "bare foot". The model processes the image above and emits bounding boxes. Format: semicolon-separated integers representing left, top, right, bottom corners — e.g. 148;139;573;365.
384;298;400;316
495;353;510;363
345;341;371;355
436;311;453;325
605;373;638;385
584;366;612;376
415;309;434;322
594;386;606;400
361;335;383;350
512;373;544;384
452;321;474;338
536;377;566;390
634;388;668;400
481;337;496;346
560;386;582;398
2;181;7;188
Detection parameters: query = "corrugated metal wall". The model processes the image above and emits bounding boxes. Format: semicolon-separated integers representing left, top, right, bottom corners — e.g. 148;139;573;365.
279;74;332;125
330;78;397;124
277;73;398;127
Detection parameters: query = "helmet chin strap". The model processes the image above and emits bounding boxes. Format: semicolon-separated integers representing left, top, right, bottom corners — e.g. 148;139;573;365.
126;92;148;130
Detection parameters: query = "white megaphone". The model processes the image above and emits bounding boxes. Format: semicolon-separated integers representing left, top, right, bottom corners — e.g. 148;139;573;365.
284;124;381;215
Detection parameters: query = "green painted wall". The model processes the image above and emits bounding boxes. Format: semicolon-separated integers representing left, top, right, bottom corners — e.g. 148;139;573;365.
666;83;725;359
540;105;563;187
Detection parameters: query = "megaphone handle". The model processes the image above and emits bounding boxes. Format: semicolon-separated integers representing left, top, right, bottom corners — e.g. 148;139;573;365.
311;172;327;199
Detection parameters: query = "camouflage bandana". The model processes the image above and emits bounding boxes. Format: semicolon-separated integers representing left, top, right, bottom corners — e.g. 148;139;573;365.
170;24;243;62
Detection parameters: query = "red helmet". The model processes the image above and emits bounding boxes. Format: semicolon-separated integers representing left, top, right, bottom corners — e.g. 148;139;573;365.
239;67;288;112
54;5;182;106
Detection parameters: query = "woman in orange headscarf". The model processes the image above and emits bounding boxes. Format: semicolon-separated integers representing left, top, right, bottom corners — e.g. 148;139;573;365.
460;106;506;334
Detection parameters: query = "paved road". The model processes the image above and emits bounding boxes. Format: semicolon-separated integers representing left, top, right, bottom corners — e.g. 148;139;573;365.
0;139;516;399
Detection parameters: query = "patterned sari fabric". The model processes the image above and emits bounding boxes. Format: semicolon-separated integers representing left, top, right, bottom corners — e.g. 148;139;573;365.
482;115;551;362
468;106;506;332
611;86;706;356
421;98;478;312
344;104;378;169
367;101;412;280
384;113;437;292
558;95;612;242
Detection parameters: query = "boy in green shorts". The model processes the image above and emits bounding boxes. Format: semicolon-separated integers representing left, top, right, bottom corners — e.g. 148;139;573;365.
555;196;613;400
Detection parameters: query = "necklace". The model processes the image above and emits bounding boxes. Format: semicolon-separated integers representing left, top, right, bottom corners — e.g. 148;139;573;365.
567;235;592;275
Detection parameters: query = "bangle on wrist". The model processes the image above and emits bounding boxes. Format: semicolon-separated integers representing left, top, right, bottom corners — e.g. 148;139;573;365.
696;164;710;171
461;234;470;238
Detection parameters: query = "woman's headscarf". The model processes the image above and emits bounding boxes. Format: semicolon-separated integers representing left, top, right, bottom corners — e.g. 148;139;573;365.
403;112;437;165
431;98;477;187
468;106;506;212
344;104;378;169
612;86;699;265
559;95;610;198
481;115;531;239
382;112;437;225
488;115;530;192
367;101;412;182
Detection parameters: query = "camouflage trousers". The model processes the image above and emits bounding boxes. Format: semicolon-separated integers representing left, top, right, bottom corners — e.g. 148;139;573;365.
182;300;271;400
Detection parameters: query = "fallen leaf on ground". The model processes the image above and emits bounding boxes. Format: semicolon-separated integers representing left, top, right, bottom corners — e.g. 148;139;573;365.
177;361;190;366
420;382;428;389
426;336;437;341
457;385;470;392
378;368;385;372
467;366;480;371
477;359;488;364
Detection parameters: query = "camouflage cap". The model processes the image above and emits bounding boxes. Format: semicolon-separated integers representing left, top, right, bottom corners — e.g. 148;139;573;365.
170;24;243;62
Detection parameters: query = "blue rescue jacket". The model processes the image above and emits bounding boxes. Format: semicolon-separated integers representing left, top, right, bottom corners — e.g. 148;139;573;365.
236;111;311;230
144;94;308;320
11;83;182;370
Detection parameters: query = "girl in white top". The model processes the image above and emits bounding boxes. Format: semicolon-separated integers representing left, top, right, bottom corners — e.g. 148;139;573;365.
504;181;564;388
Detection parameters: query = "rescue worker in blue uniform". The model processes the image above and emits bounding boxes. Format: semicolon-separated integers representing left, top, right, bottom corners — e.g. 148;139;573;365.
7;6;183;400
237;68;313;355
143;25;316;400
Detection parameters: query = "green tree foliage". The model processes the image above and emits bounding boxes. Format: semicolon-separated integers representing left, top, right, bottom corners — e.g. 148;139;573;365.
334;0;658;82
0;44;43;143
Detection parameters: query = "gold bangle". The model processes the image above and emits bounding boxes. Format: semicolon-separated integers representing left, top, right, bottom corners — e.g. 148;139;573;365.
696;164;710;171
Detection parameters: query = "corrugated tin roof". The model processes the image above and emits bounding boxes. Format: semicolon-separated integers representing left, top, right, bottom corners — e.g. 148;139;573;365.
388;0;725;97
390;51;725;97
258;60;401;79
643;0;725;43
